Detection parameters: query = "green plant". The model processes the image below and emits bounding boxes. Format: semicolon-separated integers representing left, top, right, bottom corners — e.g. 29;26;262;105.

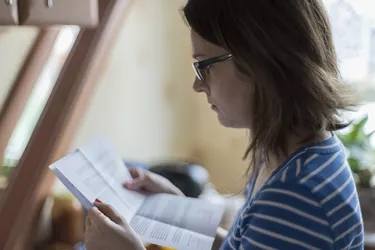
0;165;12;178
337;115;375;188
1;158;18;178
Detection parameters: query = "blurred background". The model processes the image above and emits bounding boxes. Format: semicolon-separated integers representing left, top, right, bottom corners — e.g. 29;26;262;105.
0;0;375;249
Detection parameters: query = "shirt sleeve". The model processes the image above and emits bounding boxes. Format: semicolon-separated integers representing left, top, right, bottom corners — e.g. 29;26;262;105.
239;182;335;250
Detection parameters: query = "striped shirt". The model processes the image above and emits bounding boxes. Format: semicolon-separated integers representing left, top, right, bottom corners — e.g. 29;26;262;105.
221;135;364;250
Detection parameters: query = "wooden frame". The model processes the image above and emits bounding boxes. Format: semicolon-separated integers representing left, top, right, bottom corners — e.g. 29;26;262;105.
0;0;134;249
0;29;59;164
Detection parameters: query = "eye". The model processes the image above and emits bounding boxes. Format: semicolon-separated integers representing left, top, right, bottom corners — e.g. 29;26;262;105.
204;65;211;74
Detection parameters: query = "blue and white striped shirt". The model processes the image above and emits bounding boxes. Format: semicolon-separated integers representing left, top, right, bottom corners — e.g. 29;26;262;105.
221;135;364;250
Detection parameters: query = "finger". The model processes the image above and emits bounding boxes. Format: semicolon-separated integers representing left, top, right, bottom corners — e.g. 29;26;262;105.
124;168;146;190
88;206;118;229
85;215;92;229
94;202;126;226
88;206;110;225
124;177;149;191
128;167;144;179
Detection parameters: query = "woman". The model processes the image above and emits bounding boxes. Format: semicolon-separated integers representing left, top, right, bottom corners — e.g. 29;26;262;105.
84;0;364;249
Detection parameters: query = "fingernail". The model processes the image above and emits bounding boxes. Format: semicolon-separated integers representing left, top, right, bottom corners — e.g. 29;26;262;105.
95;198;102;203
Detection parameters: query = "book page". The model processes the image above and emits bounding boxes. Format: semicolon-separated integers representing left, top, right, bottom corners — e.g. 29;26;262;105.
50;137;224;250
51;155;93;209
136;193;224;238
78;137;146;212
50;150;135;221
130;215;214;250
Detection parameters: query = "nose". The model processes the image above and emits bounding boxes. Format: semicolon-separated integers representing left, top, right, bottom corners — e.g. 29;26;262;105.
193;77;208;94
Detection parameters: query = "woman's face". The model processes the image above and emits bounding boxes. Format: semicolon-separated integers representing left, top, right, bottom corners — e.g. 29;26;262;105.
190;31;252;128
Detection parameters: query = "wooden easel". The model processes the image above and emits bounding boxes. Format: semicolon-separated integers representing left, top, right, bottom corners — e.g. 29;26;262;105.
0;0;134;249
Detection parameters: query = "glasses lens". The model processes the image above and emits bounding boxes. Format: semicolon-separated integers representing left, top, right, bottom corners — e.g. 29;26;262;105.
193;63;204;82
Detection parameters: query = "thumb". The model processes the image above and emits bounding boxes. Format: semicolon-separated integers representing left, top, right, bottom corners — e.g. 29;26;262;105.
124;178;148;191
94;202;126;227
87;206;111;226
124;168;147;191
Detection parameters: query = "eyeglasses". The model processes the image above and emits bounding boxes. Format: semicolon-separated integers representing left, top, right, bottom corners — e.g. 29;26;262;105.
193;54;233;83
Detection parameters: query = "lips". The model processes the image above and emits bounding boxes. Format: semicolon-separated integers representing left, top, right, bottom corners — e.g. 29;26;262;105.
207;98;217;111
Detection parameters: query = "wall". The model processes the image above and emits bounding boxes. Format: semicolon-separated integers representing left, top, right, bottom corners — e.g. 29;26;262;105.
72;0;249;193
190;97;250;193
0;27;39;111
72;0;195;159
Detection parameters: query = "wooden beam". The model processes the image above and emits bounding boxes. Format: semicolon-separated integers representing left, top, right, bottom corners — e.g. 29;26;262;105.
0;29;59;163
0;0;134;249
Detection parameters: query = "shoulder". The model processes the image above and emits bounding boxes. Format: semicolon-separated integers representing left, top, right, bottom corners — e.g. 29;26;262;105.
294;145;363;249
268;136;355;213
238;178;335;249
236;137;363;249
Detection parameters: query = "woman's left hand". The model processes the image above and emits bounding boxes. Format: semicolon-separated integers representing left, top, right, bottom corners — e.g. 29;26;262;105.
85;202;145;250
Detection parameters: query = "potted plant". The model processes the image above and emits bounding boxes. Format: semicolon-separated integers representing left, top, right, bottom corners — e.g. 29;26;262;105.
337;115;375;232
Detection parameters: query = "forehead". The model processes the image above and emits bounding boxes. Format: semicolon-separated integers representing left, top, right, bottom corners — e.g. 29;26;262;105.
190;30;227;57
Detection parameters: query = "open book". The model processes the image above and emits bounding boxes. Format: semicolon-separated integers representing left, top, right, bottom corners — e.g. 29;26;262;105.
49;137;224;250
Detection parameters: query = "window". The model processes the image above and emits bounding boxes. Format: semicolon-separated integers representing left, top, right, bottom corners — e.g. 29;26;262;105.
325;0;375;145
325;0;375;93
1;27;79;179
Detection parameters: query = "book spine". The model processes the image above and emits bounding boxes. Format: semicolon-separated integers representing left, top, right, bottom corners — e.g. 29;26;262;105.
53;168;93;209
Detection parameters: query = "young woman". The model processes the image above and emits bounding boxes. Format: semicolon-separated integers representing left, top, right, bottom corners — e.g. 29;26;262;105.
83;0;364;249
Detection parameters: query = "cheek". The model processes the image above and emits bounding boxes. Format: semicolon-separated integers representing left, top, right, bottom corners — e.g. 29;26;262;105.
209;79;232;107
212;73;251;108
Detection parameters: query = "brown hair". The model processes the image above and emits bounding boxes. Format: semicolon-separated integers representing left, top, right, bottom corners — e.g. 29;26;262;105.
183;0;357;176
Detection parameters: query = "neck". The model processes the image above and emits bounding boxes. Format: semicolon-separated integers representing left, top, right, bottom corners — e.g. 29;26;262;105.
268;130;331;169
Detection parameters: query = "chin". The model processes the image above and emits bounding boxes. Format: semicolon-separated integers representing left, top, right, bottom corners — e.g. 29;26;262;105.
217;115;245;129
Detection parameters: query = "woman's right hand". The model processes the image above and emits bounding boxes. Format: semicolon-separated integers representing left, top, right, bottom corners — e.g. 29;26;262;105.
123;167;184;196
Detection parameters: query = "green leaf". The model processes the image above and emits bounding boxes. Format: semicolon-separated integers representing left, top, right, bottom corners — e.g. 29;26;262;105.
348;116;368;142
335;114;374;187
348;157;361;173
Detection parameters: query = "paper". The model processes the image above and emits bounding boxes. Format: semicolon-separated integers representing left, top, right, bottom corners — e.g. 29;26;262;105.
131;193;223;249
136;194;222;238
130;216;214;250
49;137;224;250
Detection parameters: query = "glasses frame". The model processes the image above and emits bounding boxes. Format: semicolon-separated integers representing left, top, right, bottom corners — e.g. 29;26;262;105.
193;54;233;82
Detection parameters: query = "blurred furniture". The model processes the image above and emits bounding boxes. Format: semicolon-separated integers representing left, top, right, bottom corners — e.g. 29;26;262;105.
0;0;98;26
366;233;375;250
359;188;375;232
0;0;19;24
33;194;84;249
148;161;209;198
125;160;210;198
359;188;375;250
50;194;84;245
